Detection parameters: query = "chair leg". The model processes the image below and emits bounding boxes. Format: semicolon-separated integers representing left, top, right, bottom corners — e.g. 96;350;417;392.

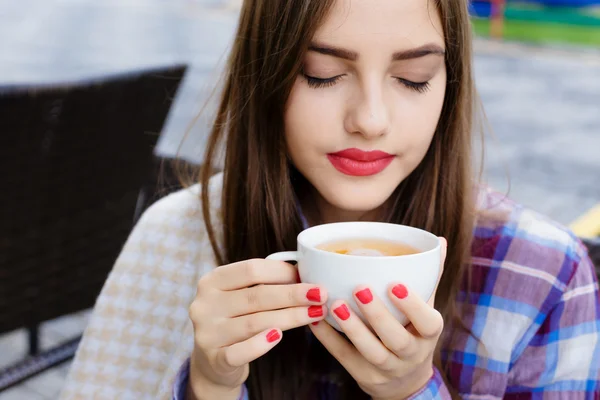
0;335;81;392
28;324;40;356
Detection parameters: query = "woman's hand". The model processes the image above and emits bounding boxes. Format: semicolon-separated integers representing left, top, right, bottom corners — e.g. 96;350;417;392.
310;239;447;400
187;259;328;400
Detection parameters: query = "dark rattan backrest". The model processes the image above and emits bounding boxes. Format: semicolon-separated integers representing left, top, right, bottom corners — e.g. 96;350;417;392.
0;65;187;334
582;237;600;279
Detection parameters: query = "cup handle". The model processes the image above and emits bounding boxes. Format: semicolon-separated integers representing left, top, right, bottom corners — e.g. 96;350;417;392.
266;251;298;262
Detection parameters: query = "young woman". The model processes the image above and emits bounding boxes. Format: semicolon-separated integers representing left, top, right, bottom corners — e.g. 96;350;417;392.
61;0;600;398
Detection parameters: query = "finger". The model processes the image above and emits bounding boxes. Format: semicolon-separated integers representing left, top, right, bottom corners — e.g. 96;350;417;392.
329;300;397;371
211;259;298;290
309;319;372;377
216;328;282;369
353;287;416;358
221;305;327;346
389;284;444;339
227;284;327;317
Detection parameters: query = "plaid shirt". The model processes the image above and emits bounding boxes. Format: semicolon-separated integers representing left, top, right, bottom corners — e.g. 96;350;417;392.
174;188;600;399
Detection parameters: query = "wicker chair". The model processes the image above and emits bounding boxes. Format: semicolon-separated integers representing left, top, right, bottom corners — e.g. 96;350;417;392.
0;65;187;390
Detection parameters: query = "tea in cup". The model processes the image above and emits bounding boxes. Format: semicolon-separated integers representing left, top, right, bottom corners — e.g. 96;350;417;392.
317;237;420;257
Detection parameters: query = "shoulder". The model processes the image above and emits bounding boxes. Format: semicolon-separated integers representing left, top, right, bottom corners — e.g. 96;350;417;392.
121;172;225;279
469;185;594;319
138;172;224;230
473;185;590;290
460;187;597;367
60;173;226;399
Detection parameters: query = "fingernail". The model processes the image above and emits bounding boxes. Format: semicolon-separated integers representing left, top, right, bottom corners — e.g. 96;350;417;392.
295;270;301;283
308;305;323;318
333;304;350;321
392;284;408;299
266;329;280;343
306;288;321;302
355;288;373;304
311;321;319;326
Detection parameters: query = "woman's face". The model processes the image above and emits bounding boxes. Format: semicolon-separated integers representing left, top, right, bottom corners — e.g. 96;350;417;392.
285;0;446;222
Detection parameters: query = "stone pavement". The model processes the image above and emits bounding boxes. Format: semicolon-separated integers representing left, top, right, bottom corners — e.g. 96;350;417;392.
0;0;599;398
474;44;600;224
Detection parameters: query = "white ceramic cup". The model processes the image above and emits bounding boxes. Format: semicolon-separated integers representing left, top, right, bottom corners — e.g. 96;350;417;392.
266;222;441;331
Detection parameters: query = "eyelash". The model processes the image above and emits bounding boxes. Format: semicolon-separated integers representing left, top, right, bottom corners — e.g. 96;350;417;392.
396;78;431;93
304;74;342;89
302;74;430;93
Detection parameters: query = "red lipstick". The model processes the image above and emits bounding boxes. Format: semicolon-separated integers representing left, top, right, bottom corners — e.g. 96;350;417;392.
327;148;394;176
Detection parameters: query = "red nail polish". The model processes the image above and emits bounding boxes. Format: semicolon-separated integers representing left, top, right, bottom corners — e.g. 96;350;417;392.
355;288;373;304
306;288;321;302
308;305;323;318
311;321;319;326
392;284;408;299
295;270;301;283
266;329;280;343
333;304;350;321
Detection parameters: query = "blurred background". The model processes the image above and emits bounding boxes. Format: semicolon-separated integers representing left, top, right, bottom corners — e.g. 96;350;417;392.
0;0;598;398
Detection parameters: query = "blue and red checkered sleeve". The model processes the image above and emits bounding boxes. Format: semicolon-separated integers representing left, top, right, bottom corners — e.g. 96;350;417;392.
406;367;452;399
504;249;600;399
172;357;248;400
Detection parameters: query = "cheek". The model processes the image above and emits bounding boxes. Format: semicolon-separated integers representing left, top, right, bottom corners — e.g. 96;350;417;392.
284;80;341;156
396;73;446;153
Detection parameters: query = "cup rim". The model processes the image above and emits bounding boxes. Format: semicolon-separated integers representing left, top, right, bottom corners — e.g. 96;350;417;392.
297;221;441;260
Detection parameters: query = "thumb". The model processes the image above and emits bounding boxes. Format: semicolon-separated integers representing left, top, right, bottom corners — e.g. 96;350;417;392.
439;236;447;269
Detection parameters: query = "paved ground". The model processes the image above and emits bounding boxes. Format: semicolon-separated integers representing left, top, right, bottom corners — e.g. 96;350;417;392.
0;0;599;398
474;45;600;224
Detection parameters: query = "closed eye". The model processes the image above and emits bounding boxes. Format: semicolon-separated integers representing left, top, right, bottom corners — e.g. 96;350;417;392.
395;78;430;93
303;73;430;94
303;74;344;89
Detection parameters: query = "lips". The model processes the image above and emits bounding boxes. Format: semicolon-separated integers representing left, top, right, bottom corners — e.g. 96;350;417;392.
327;148;395;177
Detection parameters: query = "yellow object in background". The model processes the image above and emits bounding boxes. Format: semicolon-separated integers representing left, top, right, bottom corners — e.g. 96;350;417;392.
570;204;600;238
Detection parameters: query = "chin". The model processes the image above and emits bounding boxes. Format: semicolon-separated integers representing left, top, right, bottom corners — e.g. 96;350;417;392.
314;178;398;214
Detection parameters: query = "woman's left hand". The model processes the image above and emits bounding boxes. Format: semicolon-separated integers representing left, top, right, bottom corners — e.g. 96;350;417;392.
310;239;447;400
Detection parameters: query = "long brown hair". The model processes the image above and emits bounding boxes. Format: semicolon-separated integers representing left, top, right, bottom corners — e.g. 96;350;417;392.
196;0;478;397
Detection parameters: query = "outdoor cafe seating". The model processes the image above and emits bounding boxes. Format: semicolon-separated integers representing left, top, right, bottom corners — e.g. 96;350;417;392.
0;64;187;390
0;61;599;394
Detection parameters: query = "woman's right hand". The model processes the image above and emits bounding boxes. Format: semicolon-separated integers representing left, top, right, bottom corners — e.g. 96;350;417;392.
187;258;328;400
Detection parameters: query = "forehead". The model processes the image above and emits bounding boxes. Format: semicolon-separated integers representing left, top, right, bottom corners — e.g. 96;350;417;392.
314;0;445;50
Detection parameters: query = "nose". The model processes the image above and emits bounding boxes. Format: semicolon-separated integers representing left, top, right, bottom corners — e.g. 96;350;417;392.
344;82;391;139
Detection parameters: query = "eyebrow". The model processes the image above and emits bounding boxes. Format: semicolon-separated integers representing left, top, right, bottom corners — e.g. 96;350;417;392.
307;43;445;61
